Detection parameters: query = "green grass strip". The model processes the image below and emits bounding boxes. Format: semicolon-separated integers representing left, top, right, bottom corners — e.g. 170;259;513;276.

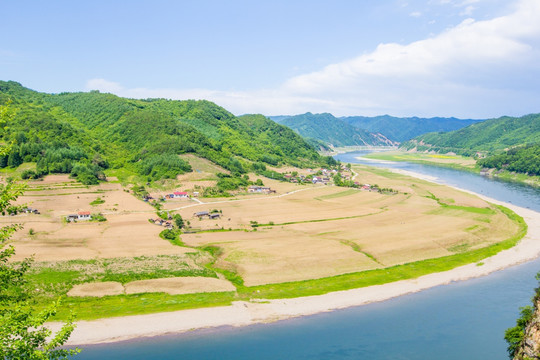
54;292;236;320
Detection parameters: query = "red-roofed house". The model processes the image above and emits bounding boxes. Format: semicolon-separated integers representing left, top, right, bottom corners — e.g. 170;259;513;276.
77;211;91;220
173;191;189;199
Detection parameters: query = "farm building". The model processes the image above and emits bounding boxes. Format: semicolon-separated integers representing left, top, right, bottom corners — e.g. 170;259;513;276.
248;186;275;194
194;211;210;218
77;211;92;220
66;211;92;222
165;191;190;199
173;191;189;199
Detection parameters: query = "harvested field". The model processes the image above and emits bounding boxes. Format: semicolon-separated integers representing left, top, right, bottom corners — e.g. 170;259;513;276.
1;176;191;261
124;277;235;295
67;277;234;297
68;282;125;297
181;164;517;286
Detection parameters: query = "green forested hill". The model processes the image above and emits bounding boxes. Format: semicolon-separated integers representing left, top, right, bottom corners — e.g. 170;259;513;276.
478;144;540;176
340;115;481;142
0;81;332;184
273;112;396;147
400;113;540;156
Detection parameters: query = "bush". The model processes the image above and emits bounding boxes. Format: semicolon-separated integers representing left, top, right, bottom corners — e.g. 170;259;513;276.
21;169;39;180
91;213;107;222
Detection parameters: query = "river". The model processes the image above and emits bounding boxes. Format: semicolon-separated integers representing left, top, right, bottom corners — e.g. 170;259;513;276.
76;151;540;360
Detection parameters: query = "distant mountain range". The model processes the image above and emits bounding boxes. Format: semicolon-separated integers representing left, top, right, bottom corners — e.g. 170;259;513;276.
270;113;396;148
270;113;481;147
401;113;540;155
340;115;482;143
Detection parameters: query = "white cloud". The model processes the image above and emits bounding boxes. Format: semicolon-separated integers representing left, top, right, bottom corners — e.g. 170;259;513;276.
279;0;540;117
86;78;124;93
460;5;475;15
85;0;540;118
410;11;422;17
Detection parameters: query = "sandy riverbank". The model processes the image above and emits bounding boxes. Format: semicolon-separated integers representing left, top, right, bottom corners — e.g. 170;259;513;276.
49;169;540;345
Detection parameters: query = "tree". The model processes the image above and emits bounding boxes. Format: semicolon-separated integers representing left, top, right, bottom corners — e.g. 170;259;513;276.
173;214;184;229
0;102;79;359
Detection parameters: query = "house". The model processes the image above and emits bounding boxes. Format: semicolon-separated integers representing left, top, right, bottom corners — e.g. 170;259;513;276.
312;176;323;184
248;186;275;194
194;211;210;218
209;213;220;219
78;211;91;221
173;191;189;199
66;214;78;222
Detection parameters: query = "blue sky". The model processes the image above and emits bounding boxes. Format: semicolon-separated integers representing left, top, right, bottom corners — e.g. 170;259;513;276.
1;0;539;118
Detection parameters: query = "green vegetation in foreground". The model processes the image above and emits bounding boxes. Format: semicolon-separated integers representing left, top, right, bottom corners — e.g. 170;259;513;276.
504;271;540;359
46;203;526;321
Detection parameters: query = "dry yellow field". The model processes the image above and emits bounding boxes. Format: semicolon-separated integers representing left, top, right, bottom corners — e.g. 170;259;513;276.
181;166;516;285
2;165;519;295
67;277;235;297
2;175;190;261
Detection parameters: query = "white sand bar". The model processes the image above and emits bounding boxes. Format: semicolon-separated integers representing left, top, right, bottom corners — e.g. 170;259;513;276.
49;170;540;345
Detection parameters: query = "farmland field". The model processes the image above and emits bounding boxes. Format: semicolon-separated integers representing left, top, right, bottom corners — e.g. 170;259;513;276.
1;163;522;319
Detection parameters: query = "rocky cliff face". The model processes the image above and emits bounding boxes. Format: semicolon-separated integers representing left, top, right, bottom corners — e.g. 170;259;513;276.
514;300;540;360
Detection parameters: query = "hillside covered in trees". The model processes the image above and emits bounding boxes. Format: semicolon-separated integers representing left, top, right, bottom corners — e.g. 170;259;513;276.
478;144;540;176
0;81;335;184
341;115;482;142
400;113;540;156
271;112;396;147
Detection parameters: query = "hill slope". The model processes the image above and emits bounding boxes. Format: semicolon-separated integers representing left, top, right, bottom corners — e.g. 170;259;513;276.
273;112;396;147
401;113;540;156
0;81;332;183
341;115;482;142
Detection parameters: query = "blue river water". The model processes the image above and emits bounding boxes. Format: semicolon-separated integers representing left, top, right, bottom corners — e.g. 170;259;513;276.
76;151;540;360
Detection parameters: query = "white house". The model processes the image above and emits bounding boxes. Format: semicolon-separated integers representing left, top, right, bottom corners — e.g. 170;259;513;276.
173;191;189;199
77;211;91;221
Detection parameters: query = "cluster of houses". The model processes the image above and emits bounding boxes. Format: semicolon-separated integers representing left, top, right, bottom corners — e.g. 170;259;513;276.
150;218;173;229
247;186;276;194
66;211;91;222
281;168;351;185
193;211;221;219
357;183;374;191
